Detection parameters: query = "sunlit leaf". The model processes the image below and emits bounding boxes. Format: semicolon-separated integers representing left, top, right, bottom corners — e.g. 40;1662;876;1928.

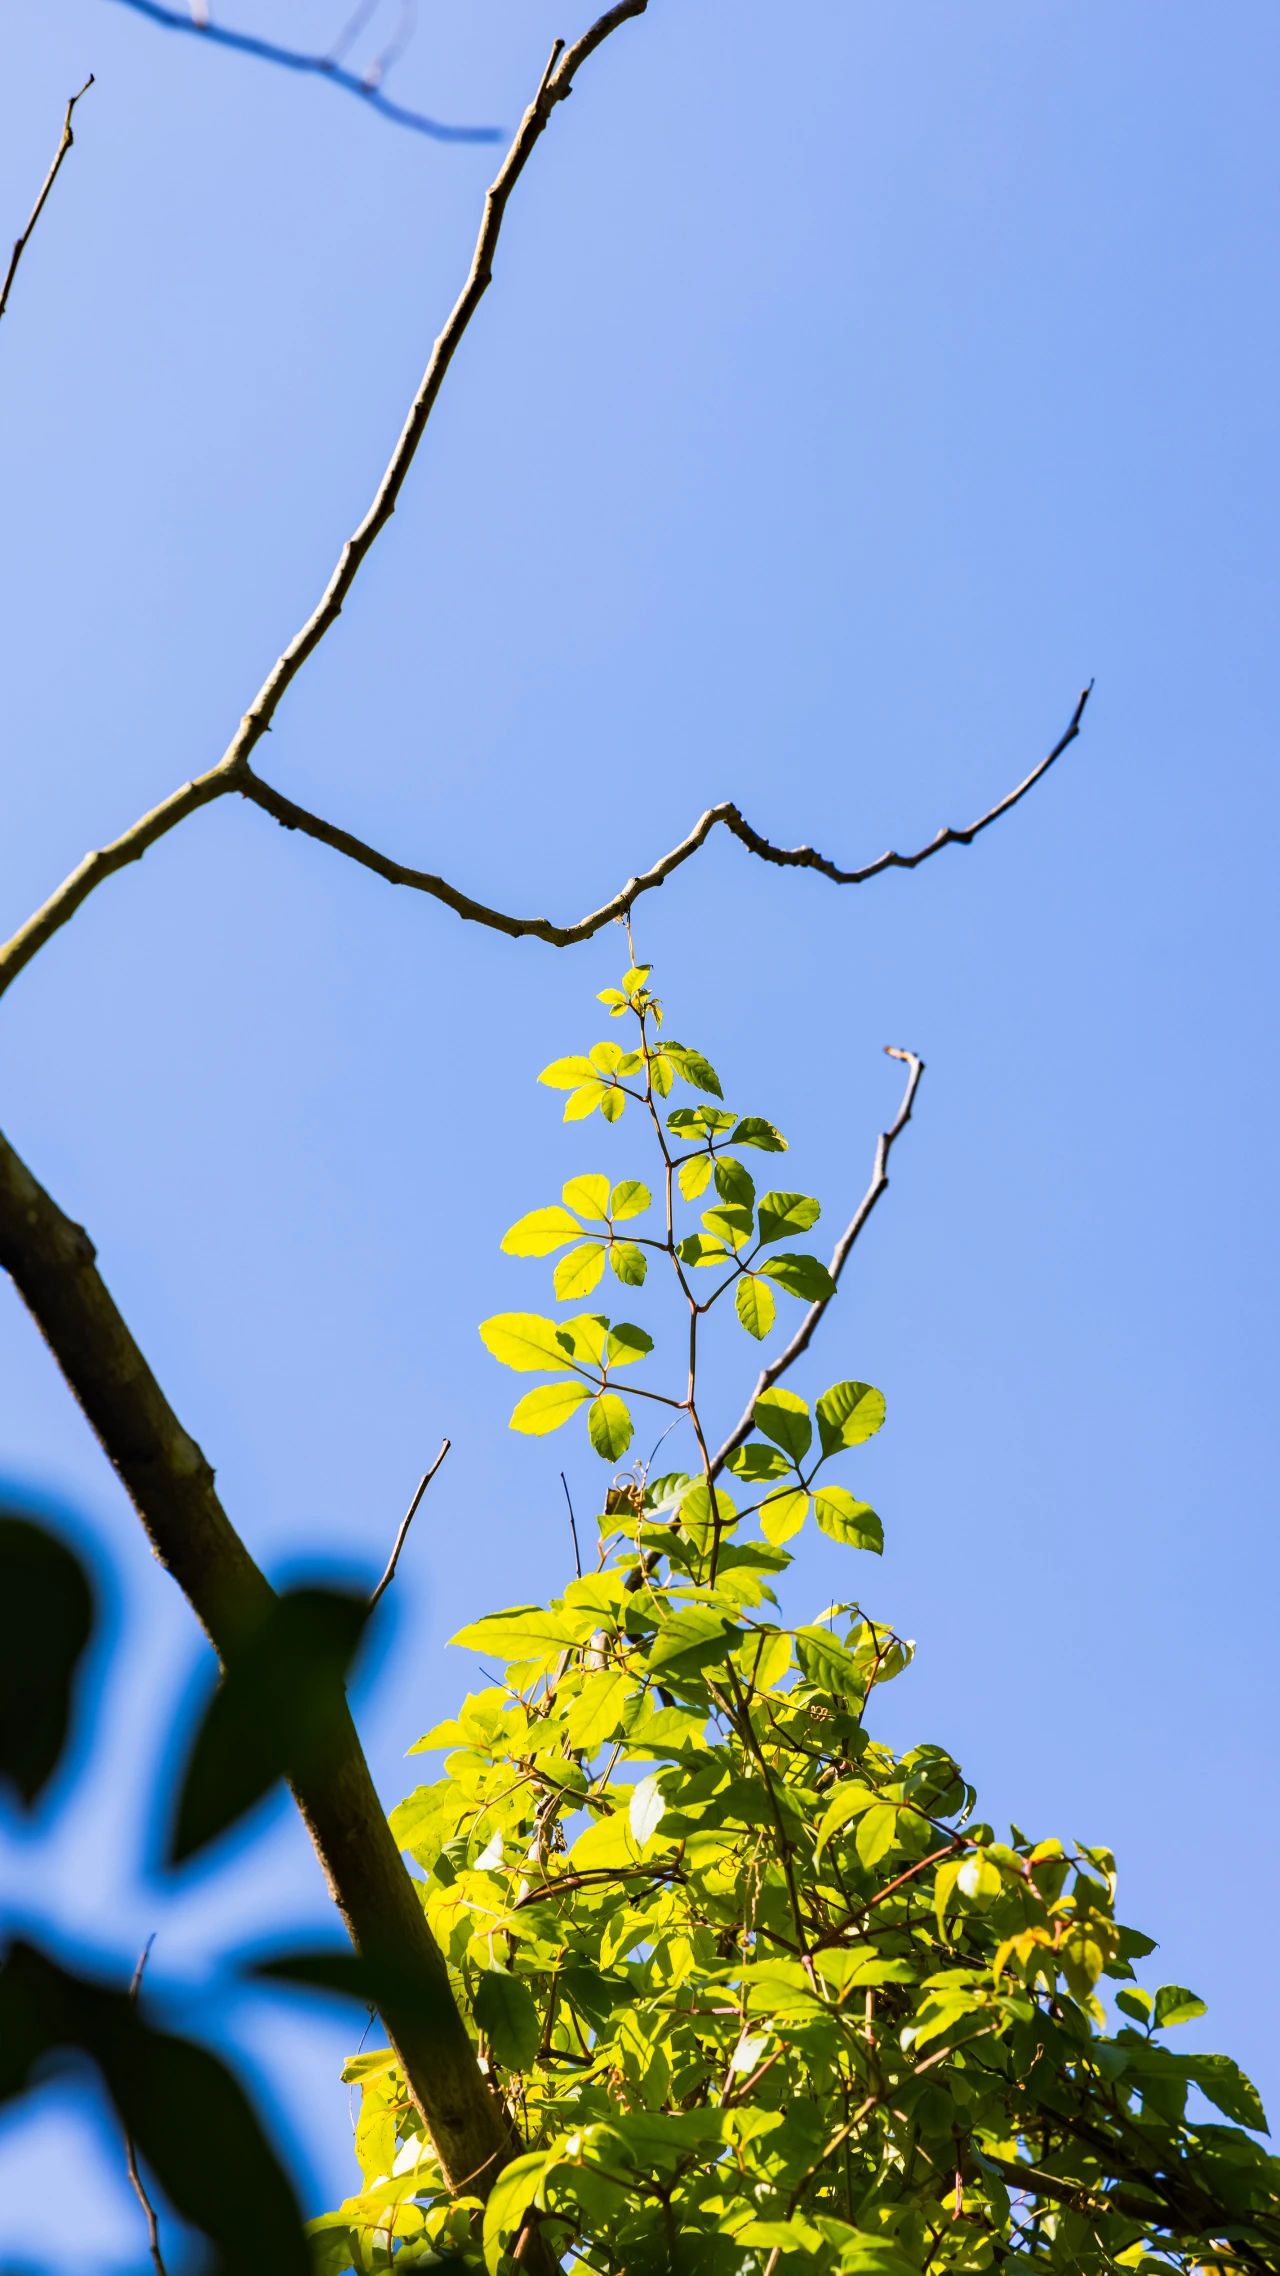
510;1381;592;1435
812;1487;883;1553
604;1321;653;1367
760;1488;808;1545
501;1205;581;1256
588;1394;633;1461
727;1439;790;1482
760;1251;837;1301
735;1274;775;1339
816;1380;887;1455
629;1772;666;1848
756;1191;821;1245
677;1153;713;1201
609;1179;651;1221
609;1241;648;1286
474;1969;540;2072
563;1173;611;1220
663;1042;723;1098
565;1080;609;1121
479;1313;579;1373
553;1241;607;1299
754;1388;812;1462
729;1116;788;1152
538;1056;596;1090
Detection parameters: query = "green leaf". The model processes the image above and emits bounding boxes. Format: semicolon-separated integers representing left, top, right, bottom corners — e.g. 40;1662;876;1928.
621;963;652;993
760;1252;838;1301
814;1782;879;1858
605;1320;653;1367
482;2151;549;2276
479;1312;581;1374
647;1605;736;1676
856;1803;899;1867
567;1669;631;1752
756;1191;821;1245
812;1487;883;1553
609;1241;648;1286
1154;1984;1207;2029
563;1172;611;1220
714;1156;755;1209
609;1179;651;1221
1184;2054;1268;2132
629;1772;666;1848
539;1056;597;1090
735;1275;776;1340
754;1388;812;1462
727;1440;790;1482
510;1381;592;1435
565;1080;610;1121
599;1086;625;1123
760;1488;808;1545
663;1042;723;1097
0;1510;95;1809
474;1969;540;2071
1115;1987;1154;2025
702;1201;753;1250
451;1606;585;1658
668;1104;736;1137
556;1312;608;1366
676;1231;731;1267
500;1205;581;1257
677;1154;713;1200
730;1116;788;1152
588;1394;633;1461
553;1241;607;1299
816;1380;887;1455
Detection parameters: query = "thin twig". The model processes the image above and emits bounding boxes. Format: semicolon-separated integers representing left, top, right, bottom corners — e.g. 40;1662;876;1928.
370;1438;450;1608
560;1472;583;1579
0;77;94;328
0;3;650;1006
709;1045;926;1479
124;1938;168;2276
104;0;496;142
236;685;1090;944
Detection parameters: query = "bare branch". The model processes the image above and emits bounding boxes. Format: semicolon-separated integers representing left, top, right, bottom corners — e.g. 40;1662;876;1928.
238;684;1090;943
0;77;94;328
124;1938;169;2276
561;1471;583;1580
369;1438;450;1610
0;5;648;1005
709;1046;926;1479
104;0;498;143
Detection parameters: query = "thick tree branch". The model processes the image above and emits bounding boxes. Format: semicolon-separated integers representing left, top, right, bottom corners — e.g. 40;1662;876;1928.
0;77;94;328
710;1045;925;1479
0;1118;540;2229
105;0;501;145
0;3;649;1005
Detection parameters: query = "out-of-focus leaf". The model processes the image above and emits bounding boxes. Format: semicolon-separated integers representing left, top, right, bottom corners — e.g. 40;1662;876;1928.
0;1509;95;1807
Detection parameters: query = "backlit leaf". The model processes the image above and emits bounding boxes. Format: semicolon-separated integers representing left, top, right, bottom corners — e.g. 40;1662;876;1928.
678;1155;713;1200
610;1179;651;1221
538;1056;596;1090
609;1241;647;1286
760;1252;838;1301
760;1488;808;1545
553;1241;607;1299
812;1487;883;1553
629;1773;666;1848
474;1970;540;2072
663;1042;723;1098
479;1313;578;1373
509;1381;592;1435
754;1388;812;1462
588;1393;633;1461
563;1173;611;1220
501;1205;581;1256
756;1191;821;1245
816;1380;887;1455
735;1274;775;1339
729;1116;788;1152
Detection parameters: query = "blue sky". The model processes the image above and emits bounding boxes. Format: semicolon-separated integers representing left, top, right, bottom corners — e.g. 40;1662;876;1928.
1;0;1277;2258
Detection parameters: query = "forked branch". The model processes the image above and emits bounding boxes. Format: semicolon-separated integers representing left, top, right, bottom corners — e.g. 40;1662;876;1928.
0;76;94;327
0;3;650;1003
710;1045;925;1478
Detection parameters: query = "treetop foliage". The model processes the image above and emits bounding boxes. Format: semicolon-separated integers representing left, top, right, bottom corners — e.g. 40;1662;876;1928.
315;961;1280;2276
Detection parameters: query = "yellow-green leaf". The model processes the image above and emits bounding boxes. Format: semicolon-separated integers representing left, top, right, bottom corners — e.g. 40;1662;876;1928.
609;1241;647;1287
814;1782;879;1859
565;1080;609;1121
736;1275;775;1340
553;1241;607;1299
479;1313;576;1373
816;1381;887;1456
501;1205;581;1257
589;1393;633;1460
812;1487;883;1553
509;1381;591;1435
760;1488;809;1545
609;1179;651;1221
538;1056;596;1090
678;1155;713;1200
563;1173;611;1220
